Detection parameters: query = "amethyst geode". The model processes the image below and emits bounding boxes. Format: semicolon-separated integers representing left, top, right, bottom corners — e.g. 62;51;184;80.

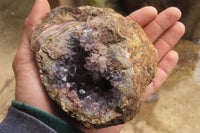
31;6;157;128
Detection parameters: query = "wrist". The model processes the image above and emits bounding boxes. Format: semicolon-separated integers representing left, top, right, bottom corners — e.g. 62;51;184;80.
12;100;84;133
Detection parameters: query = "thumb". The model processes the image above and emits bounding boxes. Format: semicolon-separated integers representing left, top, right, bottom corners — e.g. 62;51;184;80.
13;0;50;72
22;0;50;43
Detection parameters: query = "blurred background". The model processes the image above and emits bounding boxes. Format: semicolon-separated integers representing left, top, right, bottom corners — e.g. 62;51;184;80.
0;0;199;132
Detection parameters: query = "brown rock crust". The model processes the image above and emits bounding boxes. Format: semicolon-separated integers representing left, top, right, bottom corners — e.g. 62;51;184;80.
31;6;157;128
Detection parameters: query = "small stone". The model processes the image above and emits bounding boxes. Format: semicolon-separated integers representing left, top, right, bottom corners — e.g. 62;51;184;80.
68;65;77;77
84;44;92;51
79;89;86;95
31;6;157;128
62;76;67;82
66;82;71;87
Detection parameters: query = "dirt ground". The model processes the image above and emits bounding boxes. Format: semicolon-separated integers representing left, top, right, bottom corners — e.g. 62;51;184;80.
0;1;200;133
121;40;200;133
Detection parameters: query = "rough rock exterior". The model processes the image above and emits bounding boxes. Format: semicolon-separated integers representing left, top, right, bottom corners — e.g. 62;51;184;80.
31;6;157;128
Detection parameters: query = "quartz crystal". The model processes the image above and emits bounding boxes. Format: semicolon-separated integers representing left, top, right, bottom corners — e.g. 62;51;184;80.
31;6;157;128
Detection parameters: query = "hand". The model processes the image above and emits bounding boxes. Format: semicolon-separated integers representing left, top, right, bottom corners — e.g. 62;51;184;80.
127;7;185;100
12;0;185;132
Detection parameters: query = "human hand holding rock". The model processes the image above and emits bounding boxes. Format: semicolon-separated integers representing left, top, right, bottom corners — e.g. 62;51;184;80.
12;0;185;132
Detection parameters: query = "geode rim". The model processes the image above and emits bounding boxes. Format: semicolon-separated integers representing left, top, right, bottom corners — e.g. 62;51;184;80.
31;6;157;128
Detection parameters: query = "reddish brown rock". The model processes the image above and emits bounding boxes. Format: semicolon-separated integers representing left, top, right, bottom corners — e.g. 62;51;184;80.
31;6;157;128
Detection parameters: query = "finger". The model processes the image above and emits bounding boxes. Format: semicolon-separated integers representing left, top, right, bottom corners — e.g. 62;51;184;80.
14;0;50;67
144;50;178;100
155;22;185;62
144;7;182;43
20;0;50;50
127;6;158;27
22;0;50;41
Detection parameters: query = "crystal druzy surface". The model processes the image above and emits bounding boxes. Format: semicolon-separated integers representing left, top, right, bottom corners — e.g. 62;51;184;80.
31;6;157;128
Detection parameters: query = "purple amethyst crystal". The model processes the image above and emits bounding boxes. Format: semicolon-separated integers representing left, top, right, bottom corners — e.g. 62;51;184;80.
31;6;157;128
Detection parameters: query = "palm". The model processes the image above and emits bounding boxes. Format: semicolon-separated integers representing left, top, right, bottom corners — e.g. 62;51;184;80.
13;0;185;133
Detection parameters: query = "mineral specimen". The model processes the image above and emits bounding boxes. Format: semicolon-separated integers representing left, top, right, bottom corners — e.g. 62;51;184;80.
31;6;157;128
